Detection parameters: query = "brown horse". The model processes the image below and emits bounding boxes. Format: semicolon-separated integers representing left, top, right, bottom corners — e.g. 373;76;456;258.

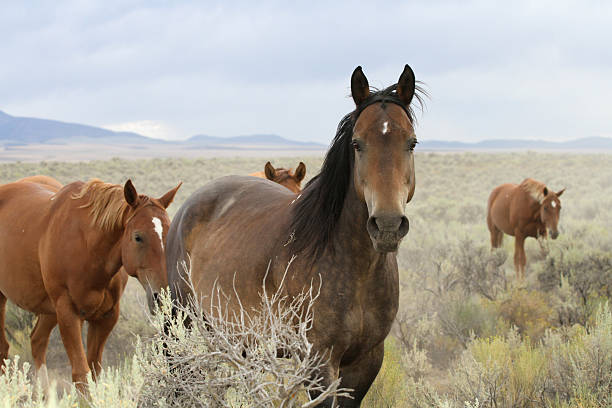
167;65;422;407
0;176;180;389
16;175;64;190
249;161;306;193
487;178;564;279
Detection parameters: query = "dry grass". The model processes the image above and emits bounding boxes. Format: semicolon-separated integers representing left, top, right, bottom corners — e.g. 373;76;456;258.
1;152;612;406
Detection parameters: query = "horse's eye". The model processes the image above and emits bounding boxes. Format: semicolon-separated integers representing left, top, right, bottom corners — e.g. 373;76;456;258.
407;138;418;151
134;234;143;243
352;140;362;152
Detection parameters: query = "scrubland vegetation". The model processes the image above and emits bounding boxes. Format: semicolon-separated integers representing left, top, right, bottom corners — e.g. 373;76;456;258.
1;152;612;407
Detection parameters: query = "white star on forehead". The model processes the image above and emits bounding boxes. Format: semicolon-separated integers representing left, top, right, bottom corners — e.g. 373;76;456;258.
152;217;164;249
551;201;557;208
382;121;389;134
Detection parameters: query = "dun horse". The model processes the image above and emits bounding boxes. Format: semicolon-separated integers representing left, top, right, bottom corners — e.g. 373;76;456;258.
0;176;180;389
250;161;306;193
167;65;422;407
487;178;564;279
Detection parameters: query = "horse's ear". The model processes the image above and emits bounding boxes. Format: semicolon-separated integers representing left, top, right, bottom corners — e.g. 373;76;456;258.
294;162;306;182
556;188;565;197
351;66;370;106
397;64;416;107
264;162;276;180
124;179;139;207
159;182;182;209
543;187;548;196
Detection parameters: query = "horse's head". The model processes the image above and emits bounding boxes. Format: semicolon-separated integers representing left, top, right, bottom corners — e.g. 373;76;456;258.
351;65;417;252
264;161;306;193
540;187;564;239
121;180;181;311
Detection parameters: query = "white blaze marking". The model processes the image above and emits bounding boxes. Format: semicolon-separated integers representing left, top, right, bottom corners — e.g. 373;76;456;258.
152;217;164;249
382;121;389;134
551;201;557;208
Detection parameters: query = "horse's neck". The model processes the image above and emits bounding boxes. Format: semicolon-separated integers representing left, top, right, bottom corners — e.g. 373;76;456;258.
84;226;124;285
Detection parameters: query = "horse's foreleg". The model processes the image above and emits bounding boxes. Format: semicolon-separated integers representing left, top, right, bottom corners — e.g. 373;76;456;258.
307;355;341;408
337;342;385;407
86;305;120;379
0;293;8;371
30;313;57;384
514;234;526;280
54;295;89;392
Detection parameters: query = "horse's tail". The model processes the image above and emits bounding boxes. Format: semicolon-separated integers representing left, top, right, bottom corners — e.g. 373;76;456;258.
487;187;504;249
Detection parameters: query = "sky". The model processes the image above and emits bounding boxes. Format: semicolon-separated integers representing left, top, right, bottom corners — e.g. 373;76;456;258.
1;1;612;143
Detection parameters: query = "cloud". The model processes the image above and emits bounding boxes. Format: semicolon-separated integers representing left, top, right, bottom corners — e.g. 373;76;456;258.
103;120;183;140
1;1;611;142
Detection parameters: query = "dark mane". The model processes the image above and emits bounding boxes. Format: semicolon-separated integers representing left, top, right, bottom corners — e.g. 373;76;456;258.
289;83;425;259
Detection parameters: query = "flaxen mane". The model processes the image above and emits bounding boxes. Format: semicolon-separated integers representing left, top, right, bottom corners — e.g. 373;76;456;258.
520;178;547;203
72;179;130;231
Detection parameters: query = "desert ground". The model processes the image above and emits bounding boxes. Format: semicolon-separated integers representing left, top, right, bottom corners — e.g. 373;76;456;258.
1;151;612;407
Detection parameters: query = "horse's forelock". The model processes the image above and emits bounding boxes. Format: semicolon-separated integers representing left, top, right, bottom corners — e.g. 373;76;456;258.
520;178;548;204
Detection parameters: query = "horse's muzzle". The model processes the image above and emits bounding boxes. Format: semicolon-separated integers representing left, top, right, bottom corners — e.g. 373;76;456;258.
550;230;559;240
367;215;409;252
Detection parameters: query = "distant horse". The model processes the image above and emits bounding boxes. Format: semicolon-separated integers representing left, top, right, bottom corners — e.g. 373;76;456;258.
487;178;564;279
249;161;306;193
0;176;180;389
167;65;422;407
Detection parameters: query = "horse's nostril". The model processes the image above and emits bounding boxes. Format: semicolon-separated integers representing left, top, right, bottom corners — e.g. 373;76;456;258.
398;216;409;235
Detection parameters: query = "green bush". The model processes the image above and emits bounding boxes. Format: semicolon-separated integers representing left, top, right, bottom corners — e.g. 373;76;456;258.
544;302;612;406
495;288;553;342
447;328;548;407
537;247;612;326
438;295;499;349
405;303;612;408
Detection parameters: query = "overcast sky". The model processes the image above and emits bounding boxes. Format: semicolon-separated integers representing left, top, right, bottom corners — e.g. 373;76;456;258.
2;1;611;143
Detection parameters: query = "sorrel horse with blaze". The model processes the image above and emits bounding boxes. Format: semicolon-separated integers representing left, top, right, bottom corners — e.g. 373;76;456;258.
249;161;306;193
487;178;564;279
166;65;422;407
0;176;180;389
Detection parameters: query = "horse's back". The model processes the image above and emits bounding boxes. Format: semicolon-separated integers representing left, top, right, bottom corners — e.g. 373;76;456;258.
169;175;292;242
167;175;294;302
16;175;63;192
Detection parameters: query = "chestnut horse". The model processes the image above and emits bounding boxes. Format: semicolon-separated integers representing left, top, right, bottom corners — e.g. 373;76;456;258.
167;65;422;407
487;178;564;279
249;161;306;193
0;176;180;389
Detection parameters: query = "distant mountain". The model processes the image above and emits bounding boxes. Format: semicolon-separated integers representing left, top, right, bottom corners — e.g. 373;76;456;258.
0;110;323;149
1;110;611;152
0;110;156;146
419;137;612;151
187;134;325;148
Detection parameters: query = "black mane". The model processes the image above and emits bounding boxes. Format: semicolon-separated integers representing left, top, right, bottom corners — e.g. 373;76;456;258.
289;83;425;259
